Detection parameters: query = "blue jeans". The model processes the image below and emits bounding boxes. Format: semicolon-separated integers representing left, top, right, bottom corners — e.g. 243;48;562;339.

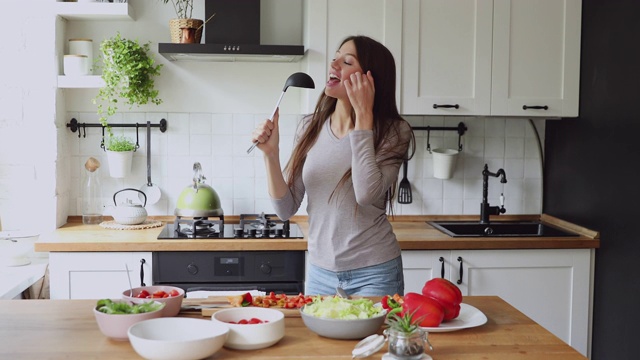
305;256;404;297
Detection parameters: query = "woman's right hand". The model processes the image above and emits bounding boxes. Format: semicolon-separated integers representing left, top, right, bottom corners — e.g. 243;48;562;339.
251;108;280;156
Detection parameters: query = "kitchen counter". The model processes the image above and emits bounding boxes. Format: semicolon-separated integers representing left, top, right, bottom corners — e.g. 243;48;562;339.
34;214;599;252
0;257;48;299
0;296;587;359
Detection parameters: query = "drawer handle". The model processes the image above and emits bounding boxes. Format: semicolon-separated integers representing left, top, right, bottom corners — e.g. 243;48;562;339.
439;257;445;278
433;104;460;109
457;256;463;285
140;258;146;286
522;105;548;110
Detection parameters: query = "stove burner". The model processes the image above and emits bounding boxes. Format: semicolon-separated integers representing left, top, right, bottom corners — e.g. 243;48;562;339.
237;213;290;238
157;213;304;240
175;216;224;238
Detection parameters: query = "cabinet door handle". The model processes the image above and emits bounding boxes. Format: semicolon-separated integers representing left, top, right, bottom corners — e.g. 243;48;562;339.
140;258;146;286
439;257;445;278
522;105;548;110
433;104;460;109
457;256;463;285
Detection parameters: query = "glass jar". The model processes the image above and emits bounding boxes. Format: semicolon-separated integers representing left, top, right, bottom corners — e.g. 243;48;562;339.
385;328;430;359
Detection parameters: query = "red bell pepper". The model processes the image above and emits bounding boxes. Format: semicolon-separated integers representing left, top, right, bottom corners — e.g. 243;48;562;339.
400;292;444;327
422;278;462;321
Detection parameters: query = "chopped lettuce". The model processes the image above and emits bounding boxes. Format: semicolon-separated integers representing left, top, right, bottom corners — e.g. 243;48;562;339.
302;296;386;320
96;299;164;314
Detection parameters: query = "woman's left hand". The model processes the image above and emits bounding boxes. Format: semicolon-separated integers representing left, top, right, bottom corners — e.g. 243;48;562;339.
345;70;375;130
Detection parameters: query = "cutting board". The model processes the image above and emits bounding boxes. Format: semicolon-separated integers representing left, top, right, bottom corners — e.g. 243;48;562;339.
181;296;302;317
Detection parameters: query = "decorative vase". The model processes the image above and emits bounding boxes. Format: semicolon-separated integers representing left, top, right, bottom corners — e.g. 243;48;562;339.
106;150;133;178
169;19;203;43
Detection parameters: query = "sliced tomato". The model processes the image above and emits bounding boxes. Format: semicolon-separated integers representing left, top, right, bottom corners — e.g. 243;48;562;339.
168;289;180;297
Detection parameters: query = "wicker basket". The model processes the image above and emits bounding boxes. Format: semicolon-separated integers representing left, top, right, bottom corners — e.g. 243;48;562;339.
169;18;204;44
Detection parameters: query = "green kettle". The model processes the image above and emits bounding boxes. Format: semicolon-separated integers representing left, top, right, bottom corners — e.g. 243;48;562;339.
175;162;224;217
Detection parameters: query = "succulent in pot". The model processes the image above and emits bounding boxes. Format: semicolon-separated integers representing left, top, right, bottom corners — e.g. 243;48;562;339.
384;311;433;360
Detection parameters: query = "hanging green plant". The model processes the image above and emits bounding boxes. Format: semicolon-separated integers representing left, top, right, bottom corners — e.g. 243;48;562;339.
92;33;163;151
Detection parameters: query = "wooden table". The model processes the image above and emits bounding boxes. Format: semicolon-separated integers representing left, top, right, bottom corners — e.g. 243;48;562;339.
0;296;586;359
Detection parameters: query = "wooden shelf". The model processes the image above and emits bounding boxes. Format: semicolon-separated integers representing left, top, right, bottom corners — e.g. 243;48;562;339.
54;2;134;21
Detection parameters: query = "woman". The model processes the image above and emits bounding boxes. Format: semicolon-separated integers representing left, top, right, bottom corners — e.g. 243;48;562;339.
251;35;415;296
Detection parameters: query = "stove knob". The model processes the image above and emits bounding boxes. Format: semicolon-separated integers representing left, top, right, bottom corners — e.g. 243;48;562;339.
234;228;244;238
249;229;257;237
260;263;272;274
275;229;284;237
187;263;199;275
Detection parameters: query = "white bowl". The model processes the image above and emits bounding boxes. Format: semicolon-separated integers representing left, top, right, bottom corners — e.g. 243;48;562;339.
0;231;39;266
300;305;387;340
128;317;229;360
211;307;285;350
123;285;185;317
93;301;164;341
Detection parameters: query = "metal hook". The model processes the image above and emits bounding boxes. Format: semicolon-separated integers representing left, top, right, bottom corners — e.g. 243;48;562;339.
78;123;82;138
426;128;432;154
82;123;87;138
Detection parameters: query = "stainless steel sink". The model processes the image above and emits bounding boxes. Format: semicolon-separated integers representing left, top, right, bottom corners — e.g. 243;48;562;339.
428;221;579;237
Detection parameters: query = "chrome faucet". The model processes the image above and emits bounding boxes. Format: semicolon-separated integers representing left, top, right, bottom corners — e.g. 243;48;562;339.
480;164;507;224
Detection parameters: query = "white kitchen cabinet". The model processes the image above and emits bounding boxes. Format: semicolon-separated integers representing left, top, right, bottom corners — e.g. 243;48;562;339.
402;248;593;356
399;0;581;117
400;0;493;116
303;0;402;112
49;252;152;300
53;1;135;89
491;0;581;117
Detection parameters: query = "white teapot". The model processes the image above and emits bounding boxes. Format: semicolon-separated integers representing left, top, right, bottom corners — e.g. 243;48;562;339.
112;188;148;225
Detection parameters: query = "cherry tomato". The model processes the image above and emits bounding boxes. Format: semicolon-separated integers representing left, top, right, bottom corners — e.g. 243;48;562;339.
169;289;180;297
136;290;150;298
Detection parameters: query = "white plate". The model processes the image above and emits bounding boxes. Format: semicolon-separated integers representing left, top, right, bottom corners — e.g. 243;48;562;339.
420;303;487;333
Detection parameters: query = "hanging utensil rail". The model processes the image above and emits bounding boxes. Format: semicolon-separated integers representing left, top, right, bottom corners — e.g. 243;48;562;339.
67;118;167;137
66;118;167;151
411;121;467;153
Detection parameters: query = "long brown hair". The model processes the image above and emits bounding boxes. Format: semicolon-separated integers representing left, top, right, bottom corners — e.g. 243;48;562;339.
284;36;415;211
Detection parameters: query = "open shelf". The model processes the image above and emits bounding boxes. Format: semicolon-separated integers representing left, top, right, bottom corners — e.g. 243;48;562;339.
53;1;134;21
57;75;104;89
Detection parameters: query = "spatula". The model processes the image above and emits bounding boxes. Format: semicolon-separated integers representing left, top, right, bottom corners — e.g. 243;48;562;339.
398;158;412;204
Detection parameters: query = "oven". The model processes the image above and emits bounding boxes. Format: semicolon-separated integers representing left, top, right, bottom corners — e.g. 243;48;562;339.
153;214;306;296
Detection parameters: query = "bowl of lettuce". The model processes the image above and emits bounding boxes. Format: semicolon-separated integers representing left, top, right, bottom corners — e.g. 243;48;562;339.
300;297;387;339
93;299;165;341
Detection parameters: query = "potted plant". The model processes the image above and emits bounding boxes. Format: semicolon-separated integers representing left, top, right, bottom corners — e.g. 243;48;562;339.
161;0;203;43
92;32;162;178
384;311;433;359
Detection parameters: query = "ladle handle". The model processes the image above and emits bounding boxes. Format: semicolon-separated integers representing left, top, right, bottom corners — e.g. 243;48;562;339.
246;91;286;154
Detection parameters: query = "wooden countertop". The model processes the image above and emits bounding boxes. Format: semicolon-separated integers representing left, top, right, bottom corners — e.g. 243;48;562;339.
34;214;599;252
0;296;587;359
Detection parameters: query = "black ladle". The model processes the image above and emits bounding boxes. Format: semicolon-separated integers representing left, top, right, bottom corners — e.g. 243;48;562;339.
246;72;315;154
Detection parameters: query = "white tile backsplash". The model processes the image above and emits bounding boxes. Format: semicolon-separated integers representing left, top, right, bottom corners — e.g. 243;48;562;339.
57;113;544;218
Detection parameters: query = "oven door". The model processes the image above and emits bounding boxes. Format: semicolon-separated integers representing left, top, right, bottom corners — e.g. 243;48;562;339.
152;251;305;296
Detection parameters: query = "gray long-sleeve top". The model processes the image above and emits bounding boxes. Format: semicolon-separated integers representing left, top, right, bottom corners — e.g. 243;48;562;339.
272;119;412;271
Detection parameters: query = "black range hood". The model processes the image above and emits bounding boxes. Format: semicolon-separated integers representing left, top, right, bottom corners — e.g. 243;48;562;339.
158;0;305;62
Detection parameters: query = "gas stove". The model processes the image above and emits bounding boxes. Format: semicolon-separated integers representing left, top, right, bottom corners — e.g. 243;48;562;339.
157;213;305;239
